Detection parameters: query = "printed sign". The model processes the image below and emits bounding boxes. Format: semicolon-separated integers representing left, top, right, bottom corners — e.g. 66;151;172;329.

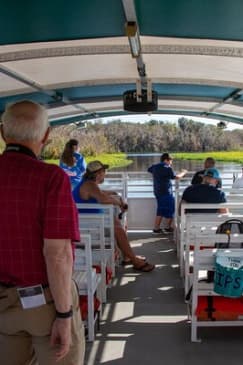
17;285;46;309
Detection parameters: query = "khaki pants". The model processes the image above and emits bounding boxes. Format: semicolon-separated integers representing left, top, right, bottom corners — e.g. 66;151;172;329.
0;281;85;365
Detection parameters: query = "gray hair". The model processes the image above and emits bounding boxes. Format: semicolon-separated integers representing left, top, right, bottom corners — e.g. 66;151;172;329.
1;100;49;142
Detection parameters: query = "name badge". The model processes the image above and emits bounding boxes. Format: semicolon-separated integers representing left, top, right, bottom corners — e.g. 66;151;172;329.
17;285;46;309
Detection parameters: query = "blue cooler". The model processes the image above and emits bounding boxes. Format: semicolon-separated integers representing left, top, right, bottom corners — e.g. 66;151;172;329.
214;252;243;298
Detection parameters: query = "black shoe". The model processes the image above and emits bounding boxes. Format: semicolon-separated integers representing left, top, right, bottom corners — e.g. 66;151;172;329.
152;228;163;234
163;227;174;233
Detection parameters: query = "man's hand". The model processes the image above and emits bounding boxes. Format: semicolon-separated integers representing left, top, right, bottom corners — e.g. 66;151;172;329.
121;203;128;212
50;318;71;362
176;169;188;179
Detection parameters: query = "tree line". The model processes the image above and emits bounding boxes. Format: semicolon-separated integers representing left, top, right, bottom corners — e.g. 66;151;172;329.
43;117;243;159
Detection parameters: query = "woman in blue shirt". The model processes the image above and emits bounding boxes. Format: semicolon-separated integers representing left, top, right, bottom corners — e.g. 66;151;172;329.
60;139;86;190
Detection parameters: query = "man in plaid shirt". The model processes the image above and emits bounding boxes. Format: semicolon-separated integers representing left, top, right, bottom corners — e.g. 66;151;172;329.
0;100;85;365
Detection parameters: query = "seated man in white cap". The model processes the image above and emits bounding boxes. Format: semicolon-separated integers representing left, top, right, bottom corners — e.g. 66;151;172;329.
72;160;155;272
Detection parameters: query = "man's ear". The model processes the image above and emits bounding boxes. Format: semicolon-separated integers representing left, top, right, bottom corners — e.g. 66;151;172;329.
41;127;50;145
0;124;6;142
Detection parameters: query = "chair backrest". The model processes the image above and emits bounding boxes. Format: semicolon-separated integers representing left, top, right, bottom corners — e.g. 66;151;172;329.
76;203;115;247
76;204;116;286
184;212;243;294
77;212;105;251
180;202;243;253
73;234;101;341
185;213;243;247
74;233;92;270
73;234;95;293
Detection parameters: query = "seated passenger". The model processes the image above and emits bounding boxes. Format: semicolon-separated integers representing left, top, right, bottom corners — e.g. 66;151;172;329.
72;160;155;272
179;168;228;214
191;157;222;188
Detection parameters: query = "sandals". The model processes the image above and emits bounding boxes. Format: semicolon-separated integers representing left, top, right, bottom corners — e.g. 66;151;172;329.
133;262;155;272
121;255;146;266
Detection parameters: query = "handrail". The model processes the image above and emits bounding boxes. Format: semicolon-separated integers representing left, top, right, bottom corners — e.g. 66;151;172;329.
97;171;243;230
104;170;237;198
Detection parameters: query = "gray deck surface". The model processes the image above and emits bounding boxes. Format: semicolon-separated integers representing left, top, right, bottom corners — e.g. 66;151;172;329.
85;232;243;365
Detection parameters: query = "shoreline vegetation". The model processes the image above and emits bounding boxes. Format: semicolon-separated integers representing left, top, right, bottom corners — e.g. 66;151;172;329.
42;117;243;166
46;151;243;170
43;117;243;160
46;153;133;170
173;151;243;163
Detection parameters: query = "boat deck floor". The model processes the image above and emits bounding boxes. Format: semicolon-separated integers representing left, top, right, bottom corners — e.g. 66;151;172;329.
85;232;243;365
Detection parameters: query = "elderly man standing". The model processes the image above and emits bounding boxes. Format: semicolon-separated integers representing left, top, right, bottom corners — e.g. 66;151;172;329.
0;101;85;365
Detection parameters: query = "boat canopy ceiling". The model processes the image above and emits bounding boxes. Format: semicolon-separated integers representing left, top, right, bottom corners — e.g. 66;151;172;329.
2;0;243;126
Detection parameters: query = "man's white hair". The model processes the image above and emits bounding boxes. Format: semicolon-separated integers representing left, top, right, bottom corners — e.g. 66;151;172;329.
1;100;49;141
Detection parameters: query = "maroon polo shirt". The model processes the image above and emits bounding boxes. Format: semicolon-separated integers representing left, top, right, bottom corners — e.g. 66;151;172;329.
0;145;80;286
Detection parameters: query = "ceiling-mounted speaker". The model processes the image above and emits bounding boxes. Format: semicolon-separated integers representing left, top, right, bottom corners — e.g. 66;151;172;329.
123;89;158;112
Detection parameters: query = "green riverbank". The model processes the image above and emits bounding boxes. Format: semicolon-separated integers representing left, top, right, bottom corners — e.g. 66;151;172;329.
173;151;243;164
46;153;133;170
46;151;243;169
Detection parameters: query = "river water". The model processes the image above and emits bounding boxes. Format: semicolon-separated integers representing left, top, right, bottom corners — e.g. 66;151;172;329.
112;153;242;179
106;153;243;198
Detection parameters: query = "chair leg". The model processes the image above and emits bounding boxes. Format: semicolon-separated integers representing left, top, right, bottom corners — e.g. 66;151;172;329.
87;289;95;342
101;262;107;303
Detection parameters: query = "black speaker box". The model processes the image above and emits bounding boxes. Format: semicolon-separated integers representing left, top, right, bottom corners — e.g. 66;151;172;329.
123;89;158;112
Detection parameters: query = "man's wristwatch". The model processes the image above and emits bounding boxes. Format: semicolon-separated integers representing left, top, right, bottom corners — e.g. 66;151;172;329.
56;307;73;319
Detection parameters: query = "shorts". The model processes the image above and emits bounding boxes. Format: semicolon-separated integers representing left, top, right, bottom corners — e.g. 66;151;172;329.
155;194;175;218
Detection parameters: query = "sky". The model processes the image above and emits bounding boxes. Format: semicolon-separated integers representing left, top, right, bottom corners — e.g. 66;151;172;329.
102;114;243;131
